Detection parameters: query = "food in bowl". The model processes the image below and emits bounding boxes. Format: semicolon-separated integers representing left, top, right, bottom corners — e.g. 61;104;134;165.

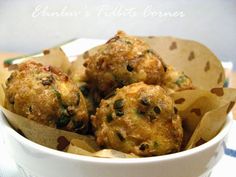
84;31;165;97
92;82;183;156
0;31;235;159
5;61;89;133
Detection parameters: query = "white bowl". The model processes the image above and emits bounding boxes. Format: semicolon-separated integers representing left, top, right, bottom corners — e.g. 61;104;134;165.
0;111;232;177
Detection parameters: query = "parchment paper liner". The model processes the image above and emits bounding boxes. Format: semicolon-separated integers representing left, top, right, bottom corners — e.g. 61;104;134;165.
70;36;225;90
0;36;235;158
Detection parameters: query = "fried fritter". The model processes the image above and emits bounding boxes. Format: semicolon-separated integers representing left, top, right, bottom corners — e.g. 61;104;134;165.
162;66;194;94
92;82;183;156
84;31;165;97
5;61;89;133
78;82;96;116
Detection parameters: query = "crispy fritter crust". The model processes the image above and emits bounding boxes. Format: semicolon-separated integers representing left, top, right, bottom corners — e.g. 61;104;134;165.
162;66;194;94
5;61;89;133
84;31;165;96
92;82;183;156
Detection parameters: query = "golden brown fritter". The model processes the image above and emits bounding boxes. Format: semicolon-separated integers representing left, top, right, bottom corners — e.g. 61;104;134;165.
84;31;165;97
77;82;95;116
5;61;89;133
162;66;194;94
92;82;183;156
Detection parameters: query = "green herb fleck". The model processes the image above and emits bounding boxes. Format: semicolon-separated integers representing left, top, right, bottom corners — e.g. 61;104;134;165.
53;87;61;100
224;79;229;87
79;85;90;97
154;106;161;114
115;109;124;117
116;132;125;141
175;75;187;87
52;86;71;128
56;113;71;128
52;86;67;108
125;40;132;45
140;97;150;106
106;113;113;123
29;106;32;113
77;93;80;106
127;64;133;72
114;99;124;109
174;107;178;114
139;143;149;151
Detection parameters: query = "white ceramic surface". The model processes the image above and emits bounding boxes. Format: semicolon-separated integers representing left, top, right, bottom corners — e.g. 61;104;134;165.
0;111;232;177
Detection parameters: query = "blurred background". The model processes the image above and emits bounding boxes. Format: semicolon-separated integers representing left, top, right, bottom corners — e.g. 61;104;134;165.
0;0;236;68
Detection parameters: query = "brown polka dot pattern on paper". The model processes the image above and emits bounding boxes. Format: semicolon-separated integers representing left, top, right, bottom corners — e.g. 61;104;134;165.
169;42;177;50
217;72;223;84
204;61;210;72
57;136;70;151
174;98;185;104
227;101;235;114
190;108;202;116
43;50;50;55
196;138;206;146
83;51;90;59
188;51;195;61
210;88;224;96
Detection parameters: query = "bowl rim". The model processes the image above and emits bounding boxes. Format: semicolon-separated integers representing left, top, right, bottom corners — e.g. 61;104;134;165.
0;111;233;164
